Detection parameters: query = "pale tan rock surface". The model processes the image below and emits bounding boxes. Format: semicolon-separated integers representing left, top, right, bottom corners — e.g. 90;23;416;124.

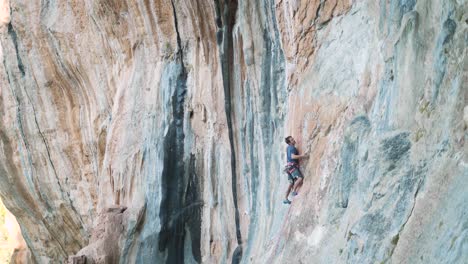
0;199;31;264
0;0;466;263
5;209;31;264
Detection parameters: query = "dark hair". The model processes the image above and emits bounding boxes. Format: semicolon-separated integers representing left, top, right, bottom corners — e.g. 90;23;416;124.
285;136;292;144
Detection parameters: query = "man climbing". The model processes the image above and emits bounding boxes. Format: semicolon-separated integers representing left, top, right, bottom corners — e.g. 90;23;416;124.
283;136;307;204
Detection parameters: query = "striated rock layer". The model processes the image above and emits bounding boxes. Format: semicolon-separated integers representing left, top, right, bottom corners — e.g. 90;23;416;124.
0;0;466;263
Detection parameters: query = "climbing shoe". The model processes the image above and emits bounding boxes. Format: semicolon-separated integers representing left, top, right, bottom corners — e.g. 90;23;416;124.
283;199;291;204
292;191;298;196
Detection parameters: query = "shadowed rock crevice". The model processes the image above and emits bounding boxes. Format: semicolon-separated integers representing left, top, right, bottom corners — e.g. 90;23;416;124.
156;46;188;264
432;18;456;103
157;2;199;263
185;154;203;263
214;0;243;263
7;22;25;76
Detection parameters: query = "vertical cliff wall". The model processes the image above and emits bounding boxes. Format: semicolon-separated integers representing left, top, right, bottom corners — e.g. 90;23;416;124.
0;0;466;263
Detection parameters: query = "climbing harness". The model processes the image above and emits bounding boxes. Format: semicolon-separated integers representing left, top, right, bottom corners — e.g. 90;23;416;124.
283;162;299;175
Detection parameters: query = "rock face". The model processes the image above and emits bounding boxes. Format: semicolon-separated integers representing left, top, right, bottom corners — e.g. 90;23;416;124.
0;0;466;263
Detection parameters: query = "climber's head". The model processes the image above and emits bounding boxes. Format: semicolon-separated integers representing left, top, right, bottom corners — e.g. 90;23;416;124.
285;136;296;145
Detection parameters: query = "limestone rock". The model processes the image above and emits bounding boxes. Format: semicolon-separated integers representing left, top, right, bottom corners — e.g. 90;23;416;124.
0;0;466;263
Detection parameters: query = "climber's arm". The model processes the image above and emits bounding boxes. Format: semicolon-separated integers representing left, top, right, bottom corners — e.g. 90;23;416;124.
291;153;308;159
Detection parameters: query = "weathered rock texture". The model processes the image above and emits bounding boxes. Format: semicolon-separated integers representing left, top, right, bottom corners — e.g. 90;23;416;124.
0;0;466;263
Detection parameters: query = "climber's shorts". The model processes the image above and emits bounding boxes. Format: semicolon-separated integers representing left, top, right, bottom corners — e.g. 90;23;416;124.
288;168;303;184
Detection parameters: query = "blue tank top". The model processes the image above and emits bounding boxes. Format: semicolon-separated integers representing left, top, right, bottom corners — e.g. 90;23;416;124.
287;145;299;163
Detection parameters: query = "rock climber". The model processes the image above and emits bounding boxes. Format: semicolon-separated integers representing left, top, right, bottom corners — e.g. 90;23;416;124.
283;136;307;204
